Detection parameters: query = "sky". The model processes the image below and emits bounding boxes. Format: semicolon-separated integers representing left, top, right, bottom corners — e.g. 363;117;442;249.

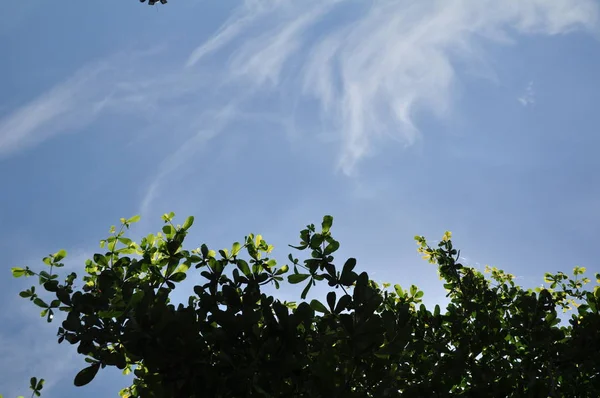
1;0;599;396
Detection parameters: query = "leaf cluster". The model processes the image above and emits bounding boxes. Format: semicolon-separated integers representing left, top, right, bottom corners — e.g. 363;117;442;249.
8;215;600;397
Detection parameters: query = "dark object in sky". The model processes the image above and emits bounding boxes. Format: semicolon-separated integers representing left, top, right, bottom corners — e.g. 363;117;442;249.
140;0;168;4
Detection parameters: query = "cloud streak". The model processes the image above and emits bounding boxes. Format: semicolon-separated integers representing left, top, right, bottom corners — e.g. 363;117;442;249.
1;0;598;213
0;63;109;157
0;48;214;159
186;0;599;174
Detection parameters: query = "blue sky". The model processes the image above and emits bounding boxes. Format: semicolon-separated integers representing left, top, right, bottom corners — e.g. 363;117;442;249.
1;0;600;396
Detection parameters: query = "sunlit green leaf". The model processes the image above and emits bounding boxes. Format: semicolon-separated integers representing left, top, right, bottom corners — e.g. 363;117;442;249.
11;267;26;278
182;216;194;231
127;215;141;224
231;241;242;256
54;249;67;262
394;284;404;297
321;215;333;233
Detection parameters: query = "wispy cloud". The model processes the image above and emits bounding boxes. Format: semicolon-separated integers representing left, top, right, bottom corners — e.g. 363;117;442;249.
186;0;599;174
2;0;598;214
518;81;535;106
0;48;212;159
0;63;109;157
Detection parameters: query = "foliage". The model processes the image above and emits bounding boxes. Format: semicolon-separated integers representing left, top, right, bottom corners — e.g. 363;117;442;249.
0;377;44;398
7;214;600;397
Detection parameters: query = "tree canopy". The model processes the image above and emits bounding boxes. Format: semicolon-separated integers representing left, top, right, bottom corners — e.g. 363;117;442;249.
7;214;600;397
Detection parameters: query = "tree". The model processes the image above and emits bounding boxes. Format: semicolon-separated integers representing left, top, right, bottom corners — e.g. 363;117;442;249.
7;214;600;397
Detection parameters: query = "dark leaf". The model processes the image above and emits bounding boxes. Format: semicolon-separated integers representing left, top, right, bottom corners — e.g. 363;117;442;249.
169;272;187;282
237;259;251;276
288;274;310;284
74;363;100;387
310;299;330;314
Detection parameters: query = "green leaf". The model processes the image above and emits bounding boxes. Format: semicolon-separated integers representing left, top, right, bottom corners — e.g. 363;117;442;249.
118;237;133;246
57;288;71;305
301;279;312;299
162;225;175;236
335;294;352;314
342;258;356;274
43;280;59;292
237;259;251;276
327;291;336;312
162;212;176;222
321;215;333;233
93;254;108;267
39;270;53;283
309;234;325;250
127;215;141;224
74;363;100;387
33;298;48;308
169;272;187;282
54;249;67;262
266;259;277;268
545;312;557;324
11;267;26;278
232;241;242;256
182;216;194;231
310;299;330;314
323;240;340;255
175;263;190;274
394;284;404;297
288;274;310;284
200;244;209;257
410;285;418;296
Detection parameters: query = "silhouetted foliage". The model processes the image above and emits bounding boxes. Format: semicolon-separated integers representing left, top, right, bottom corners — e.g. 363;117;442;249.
7;214;600;397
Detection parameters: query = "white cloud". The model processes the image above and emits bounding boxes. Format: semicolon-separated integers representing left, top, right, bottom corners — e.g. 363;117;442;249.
186;0;599;174
518;81;535;106
0;48;213;158
0;63;109;157
1;0;598;213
